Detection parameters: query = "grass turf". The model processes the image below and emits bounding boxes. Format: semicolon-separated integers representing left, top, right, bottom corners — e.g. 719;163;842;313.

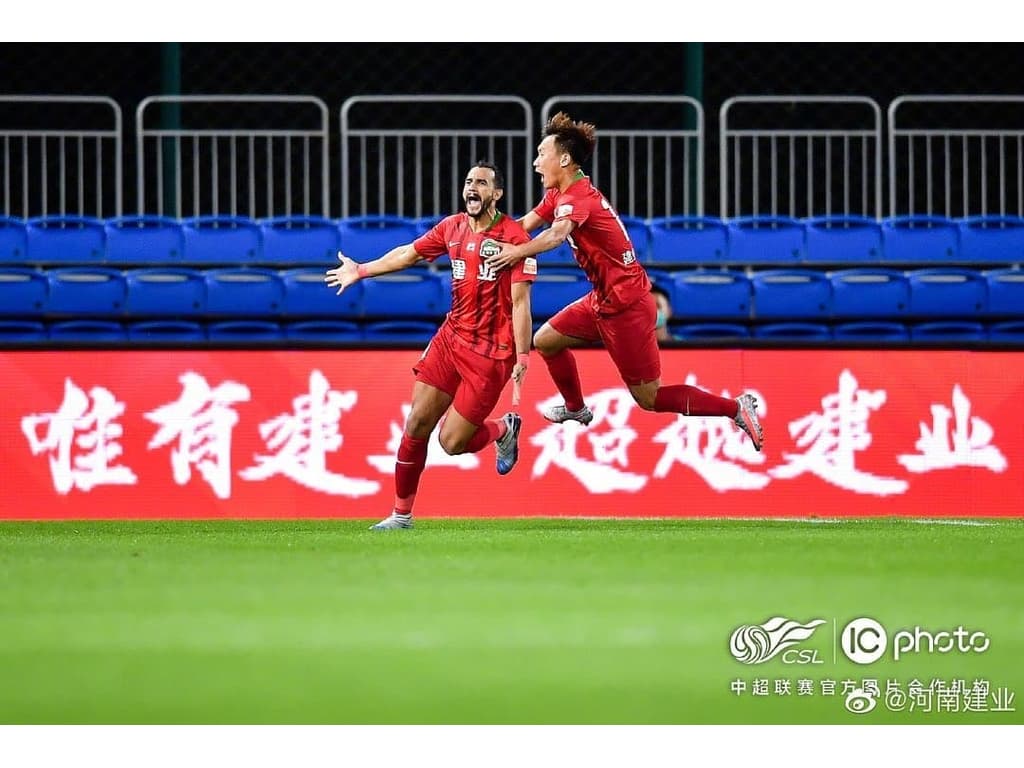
1;518;1021;724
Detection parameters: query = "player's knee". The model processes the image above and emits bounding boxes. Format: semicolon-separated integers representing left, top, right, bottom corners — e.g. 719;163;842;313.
533;325;559;356
438;431;467;455
631;388;658;411
405;411;436;439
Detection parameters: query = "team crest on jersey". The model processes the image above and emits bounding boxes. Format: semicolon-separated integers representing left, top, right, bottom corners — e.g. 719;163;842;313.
523;257;538;275
556;204;574;218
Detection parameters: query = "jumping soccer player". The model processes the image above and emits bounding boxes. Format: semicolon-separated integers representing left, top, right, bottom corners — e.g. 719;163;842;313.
483;112;763;450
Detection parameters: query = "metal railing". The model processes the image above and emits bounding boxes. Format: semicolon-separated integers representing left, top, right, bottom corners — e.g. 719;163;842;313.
720;95;883;220
0;95;122;218
136;95;329;218
340;95;533;219
540;95;704;218
888;95;1024;218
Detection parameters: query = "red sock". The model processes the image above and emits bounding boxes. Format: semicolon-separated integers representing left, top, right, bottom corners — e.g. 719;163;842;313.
654;384;737;417
464;419;505;454
394;434;428;513
541;348;585;412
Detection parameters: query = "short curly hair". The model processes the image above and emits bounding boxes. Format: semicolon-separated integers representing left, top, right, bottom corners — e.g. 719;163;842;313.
543;111;597;166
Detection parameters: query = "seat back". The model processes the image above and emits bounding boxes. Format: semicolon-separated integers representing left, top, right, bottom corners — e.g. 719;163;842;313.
907;268;987;318
984;268;1024;317
127;320;206;343
46;267;127;316
957;216;1024;265
282;266;363;319
182;215;263;265
361;271;446;319
751;269;832;320
285;320;364;343
804;215;883;264
260;215;341;266
830;268;910;319
648;216;728;266
529;268;592;319
105;215;185;265
26;215;106;265
338;215;420;262
204;267;284;317
125;267;206;318
0;267;48;316
0;217;28;263
726;216;805;265
363;320;437;344
881;215;959;264
669;269;751;321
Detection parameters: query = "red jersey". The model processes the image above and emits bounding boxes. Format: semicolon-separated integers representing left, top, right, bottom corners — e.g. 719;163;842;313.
533;175;651;314
414;212;536;359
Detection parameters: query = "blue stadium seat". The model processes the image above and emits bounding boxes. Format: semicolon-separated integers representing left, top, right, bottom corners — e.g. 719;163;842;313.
726;216;805;265
204;267;284;318
648;216;728;266
0;320;46;342
753;322;832;341
0;267;48;316
48;320;127;342
182;215;263;265
0;216;28;262
105;215;185;265
804;215;883;264
414;215;445;236
46;267;127;317
984;268;1024;318
529;268;592;319
673;323;750;340
125;268;206;318
207;320;284;342
669;269;751;321
910;321;987;343
751;269;832;320
881;215;959;264
620;215;650;262
833;321;910;342
988;320;1024;342
285;320;364;343
363;320;437;344
260;215;341;266
361;271;447;319
26;215;106;264
830;268;910;319
282;266;363;319
907;268;987;318
957;216;1024;264
127;320;206;343
338;215;420;263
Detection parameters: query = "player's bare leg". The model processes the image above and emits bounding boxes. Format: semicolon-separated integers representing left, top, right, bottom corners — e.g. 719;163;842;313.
533;322;594;426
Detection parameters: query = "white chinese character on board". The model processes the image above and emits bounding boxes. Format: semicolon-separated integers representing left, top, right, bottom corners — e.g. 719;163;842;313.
531;388;647;493
897;384;1007;473
367;403;479;473
651;375;769;491
146;372;251;499
21;378;138;494
769;369;908;496
240;369;380;497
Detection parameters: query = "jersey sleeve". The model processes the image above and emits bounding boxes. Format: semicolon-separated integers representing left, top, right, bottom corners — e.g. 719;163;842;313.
531;188;558;223
505;220;537;284
412;216;452;263
552;190;590;227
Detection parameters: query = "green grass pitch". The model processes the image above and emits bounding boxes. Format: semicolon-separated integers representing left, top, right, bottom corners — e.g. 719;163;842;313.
1;518;1021;724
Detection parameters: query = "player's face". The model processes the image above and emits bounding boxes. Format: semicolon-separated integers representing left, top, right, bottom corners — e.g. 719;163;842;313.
533;135;564;189
463;167;500;219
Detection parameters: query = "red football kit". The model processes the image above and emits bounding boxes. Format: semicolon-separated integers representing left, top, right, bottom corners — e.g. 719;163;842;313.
411;212;536;424
532;175;660;385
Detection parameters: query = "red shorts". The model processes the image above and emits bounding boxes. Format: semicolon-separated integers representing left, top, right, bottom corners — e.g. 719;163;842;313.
413;323;513;426
548;291;661;385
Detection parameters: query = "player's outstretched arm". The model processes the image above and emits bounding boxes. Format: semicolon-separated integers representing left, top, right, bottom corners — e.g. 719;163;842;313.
516;210;546;234
485;218;573;271
324;244;422;294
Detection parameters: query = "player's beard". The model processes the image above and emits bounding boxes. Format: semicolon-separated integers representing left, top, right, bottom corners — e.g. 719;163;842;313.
465;194;492;221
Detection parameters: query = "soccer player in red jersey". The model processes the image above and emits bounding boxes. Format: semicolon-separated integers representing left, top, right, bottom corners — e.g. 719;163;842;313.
484;112;763;451
325;161;536;530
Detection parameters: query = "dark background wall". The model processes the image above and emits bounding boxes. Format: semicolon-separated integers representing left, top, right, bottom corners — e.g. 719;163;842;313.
2;42;1022;216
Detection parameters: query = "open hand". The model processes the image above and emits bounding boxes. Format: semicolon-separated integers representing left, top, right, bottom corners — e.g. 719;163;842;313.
324;251;359;295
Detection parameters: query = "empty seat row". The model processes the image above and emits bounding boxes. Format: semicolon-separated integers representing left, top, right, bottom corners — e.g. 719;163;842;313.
652;267;1024;322
4;213;1024;268
0;319;441;344
0;266;448;320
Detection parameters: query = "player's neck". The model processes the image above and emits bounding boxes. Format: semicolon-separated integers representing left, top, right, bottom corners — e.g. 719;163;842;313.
467;208;502;233
557;167;586;193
